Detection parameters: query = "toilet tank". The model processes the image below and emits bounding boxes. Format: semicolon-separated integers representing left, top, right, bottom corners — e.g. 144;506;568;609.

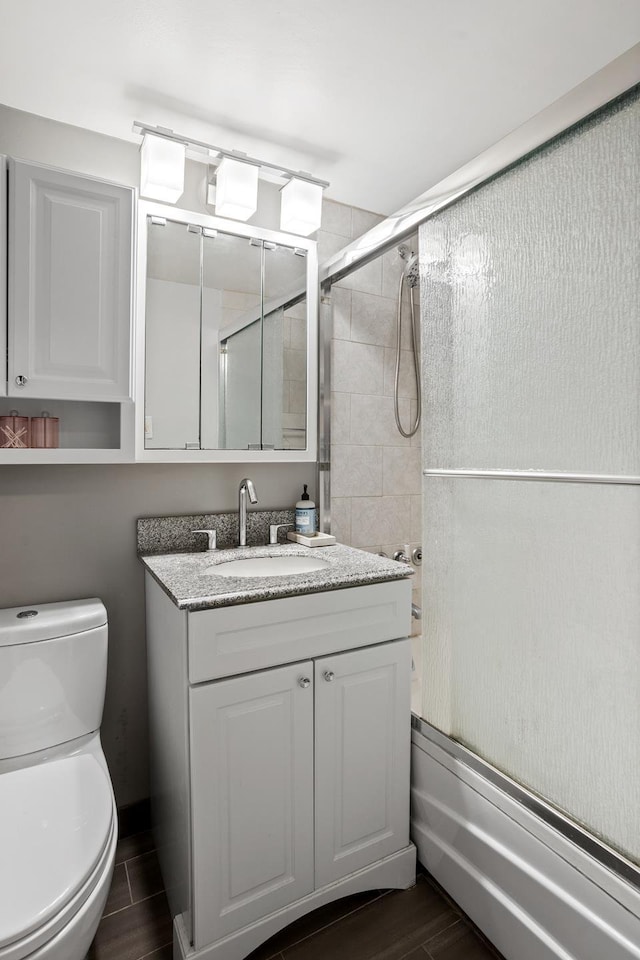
0;599;108;760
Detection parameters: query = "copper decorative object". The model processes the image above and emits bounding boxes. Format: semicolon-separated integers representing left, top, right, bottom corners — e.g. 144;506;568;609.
0;411;30;448
30;411;60;448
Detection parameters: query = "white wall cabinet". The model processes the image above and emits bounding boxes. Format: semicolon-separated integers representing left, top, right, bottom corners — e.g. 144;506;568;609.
145;576;415;960
8;159;133;403
0;158;134;461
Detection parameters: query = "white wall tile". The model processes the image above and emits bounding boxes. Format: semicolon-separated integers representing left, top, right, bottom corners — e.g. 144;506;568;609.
282;315;292;348
284;300;307;321
327;205;422;563
283;347;306;381
350;495;412;547
349;394;411;447
290;317;306;350
332;340;384;395
317;229;349;265
331;286;351;340
350;291;396;348
322;199;352;238
383;446;422;496
336;257;382;296
289;379;306;414
330;496;352;544
282;413;305;430
331;392;351;443
331;444;382;498
411;494;422;537
383;346;419;398
351;208;385;238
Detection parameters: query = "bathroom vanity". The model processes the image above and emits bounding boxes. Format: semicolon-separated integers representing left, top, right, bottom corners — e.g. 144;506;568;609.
142;538;416;960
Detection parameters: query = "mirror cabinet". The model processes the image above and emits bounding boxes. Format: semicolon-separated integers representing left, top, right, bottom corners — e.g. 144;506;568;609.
136;202;318;462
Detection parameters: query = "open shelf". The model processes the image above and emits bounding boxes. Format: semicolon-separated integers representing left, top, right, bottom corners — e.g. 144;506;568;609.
0;398;133;463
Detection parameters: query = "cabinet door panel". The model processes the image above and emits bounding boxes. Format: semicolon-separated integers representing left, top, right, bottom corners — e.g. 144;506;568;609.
9;160;133;401
190;662;314;947
314;639;411;887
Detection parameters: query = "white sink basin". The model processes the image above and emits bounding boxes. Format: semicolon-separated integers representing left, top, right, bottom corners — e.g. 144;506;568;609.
205;555;331;578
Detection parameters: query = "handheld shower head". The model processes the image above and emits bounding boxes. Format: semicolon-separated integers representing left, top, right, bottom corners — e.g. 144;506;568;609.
398;245;419;287
403;253;419;288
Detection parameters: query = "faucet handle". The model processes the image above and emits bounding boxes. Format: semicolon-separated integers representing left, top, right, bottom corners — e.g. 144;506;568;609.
269;523;293;545
192;529;217;551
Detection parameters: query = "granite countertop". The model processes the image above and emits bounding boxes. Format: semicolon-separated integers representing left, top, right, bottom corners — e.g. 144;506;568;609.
140;542;413;611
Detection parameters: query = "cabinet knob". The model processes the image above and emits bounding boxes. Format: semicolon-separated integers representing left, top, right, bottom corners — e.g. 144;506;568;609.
297;676;311;689
15;375;27;386
323;670;335;683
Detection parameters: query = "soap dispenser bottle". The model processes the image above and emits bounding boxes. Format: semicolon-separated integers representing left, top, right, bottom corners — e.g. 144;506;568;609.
295;485;316;535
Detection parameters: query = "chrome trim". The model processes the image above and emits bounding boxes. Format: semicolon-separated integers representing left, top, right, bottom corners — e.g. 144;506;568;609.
269;522;293;544
411;716;640;892
192;529;217;550
238;478;258;547
321;45;640;284
317;289;333;533
423;468;640;485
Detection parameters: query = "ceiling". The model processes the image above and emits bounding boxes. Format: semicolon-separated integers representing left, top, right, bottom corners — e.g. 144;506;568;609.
1;1;638;215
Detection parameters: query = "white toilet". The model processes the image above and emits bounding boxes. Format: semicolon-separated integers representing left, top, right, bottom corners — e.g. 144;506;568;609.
0;599;117;960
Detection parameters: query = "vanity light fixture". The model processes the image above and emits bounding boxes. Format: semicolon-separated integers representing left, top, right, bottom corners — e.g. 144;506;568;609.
133;121;329;233
139;133;186;203
214;156;259;221
280;177;323;236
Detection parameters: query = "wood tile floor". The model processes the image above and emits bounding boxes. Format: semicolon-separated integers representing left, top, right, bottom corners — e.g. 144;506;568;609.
89;831;505;960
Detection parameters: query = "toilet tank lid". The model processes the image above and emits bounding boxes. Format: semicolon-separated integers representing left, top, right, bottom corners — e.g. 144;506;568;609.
0;598;107;646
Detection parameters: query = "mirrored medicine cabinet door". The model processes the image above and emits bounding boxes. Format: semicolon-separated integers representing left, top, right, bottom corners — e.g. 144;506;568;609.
136;202;318;461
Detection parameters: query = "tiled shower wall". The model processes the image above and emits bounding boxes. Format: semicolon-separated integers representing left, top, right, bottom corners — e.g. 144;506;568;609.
319;201;422;629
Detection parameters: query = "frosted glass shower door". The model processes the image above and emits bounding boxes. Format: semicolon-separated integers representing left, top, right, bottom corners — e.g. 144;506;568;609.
419;90;640;863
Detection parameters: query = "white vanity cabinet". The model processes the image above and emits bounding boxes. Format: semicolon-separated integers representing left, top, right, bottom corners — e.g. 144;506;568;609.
8;159;133;402
145;574;416;960
190;661;315;946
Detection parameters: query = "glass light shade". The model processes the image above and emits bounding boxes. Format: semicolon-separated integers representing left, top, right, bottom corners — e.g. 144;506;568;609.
215;157;259;221
140;134;185;203
280;178;323;235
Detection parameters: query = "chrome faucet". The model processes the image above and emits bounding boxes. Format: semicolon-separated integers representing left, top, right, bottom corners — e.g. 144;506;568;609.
238;478;258;546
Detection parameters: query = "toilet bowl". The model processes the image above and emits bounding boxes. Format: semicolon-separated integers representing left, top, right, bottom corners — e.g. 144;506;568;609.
0;600;117;960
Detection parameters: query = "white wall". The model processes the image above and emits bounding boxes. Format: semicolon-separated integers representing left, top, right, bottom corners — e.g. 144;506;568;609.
0;103;319;806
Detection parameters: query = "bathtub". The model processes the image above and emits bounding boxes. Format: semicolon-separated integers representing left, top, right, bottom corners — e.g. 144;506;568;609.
410;718;640;960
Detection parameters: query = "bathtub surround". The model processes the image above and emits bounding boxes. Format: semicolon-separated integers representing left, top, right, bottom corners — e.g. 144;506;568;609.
322;225;423;630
